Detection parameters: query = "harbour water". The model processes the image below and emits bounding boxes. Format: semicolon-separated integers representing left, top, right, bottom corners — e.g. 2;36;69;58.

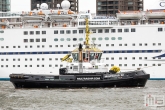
0;81;165;110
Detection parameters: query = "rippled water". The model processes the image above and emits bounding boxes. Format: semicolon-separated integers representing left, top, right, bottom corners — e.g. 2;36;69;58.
0;81;165;110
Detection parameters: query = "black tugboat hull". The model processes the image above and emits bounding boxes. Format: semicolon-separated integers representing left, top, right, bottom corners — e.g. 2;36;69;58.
10;71;150;88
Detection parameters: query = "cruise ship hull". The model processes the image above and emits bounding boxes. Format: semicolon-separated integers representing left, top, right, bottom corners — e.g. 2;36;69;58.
10;71;150;88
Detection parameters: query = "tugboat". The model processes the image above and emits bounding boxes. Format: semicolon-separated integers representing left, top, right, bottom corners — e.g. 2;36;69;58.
9;19;150;88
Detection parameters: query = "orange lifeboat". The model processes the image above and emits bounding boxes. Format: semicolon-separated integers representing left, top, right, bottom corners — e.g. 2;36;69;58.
63;24;67;27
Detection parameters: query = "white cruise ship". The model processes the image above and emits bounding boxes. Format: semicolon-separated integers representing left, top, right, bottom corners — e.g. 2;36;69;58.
0;0;165;80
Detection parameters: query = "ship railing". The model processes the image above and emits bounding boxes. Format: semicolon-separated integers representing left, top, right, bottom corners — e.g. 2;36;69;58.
78;19;118;27
0;12;21;18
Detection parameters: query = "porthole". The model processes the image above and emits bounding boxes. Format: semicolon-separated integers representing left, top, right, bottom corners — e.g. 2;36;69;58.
79;38;83;41
0;38;4;41
105;37;109;40
118;37;122;40
92;37;96;40
73;38;77;41
98;37;102;40
111;37;115;40
54;38;58;41
0;30;4;33
66;38;71;41
60;38;64;41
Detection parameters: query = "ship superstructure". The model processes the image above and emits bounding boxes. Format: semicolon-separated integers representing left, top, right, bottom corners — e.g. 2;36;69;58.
0;0;165;80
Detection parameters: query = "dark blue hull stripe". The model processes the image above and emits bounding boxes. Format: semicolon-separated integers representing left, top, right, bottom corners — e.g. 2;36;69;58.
0;50;162;55
0;78;165;81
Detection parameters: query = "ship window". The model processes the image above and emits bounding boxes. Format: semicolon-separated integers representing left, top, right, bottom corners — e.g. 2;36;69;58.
60;45;63;47
105;29;109;33
73;38;77;41
119;44;122;46
24;31;28;35
55;65;58;67
92;29;96;33
55;45;58;47
98;44;101;47
73;30;77;34
124;29;129;32
98;37;102;40
92;37;96;40
73;45;76;47
105;37;109;40
79;38;83;41
106;44;109;47
153;43;156;46
158;43;161;46
111;29;116;33
42;45;45;48
118;37;122;40
1;46;4;48
30;39;34;42
98;29;102;33
25;45;28;48
158;64;161;66
36;31;40;35
132;43;135;46
1;59;4;61
30;58;32;61
131;28;136;32
111;57;114;60
124;44;127;46
132;57;135;60
6;59;8;61
124;64;127;66
42;58;44;61
13;46;16;48
37;58;40;61
0;38;4;41
111;37;115;40
37;65;39;67
49;65;52;67
55;58;58;61
66;38;71;41
30;45;32;48
60;30;64;34
54;38;58;41
42;65;44;67
158;28;163;32
42;38;46;42
1;65;4;68
145;43;147;46
66;30;71;34
36;39;40;42
0;30;4;33
119;57;122;60
132;64;135;66
42;31;46;34
13;65;15;67
79;30;83;34
54;30;58;34
144;64;147;66
124;57;127;60
139;43;142;46
24;39;28;42
49;45;52;48
30;31;34;35
6;65;8;68
111;64;114;66
119;64;122;67
106;57;109;60
18;46;20;48
18;65;20;67
111;44;114;46
25;65;27;67
145;57;147;59
60;38;64;41
118;29;122;33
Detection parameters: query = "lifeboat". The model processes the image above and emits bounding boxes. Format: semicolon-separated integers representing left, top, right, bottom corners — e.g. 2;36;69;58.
145;10;165;19
116;11;142;19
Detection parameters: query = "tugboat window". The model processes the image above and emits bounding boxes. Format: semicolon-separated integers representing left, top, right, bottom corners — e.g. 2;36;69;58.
158;28;163;32
73;30;77;34
66;30;71;34
111;29;116;33
60;38;64;41
42;31;46;34
73;38;77;41
60;30;64;34
105;29;109;33
118;37;122;40
105;37;109;40
54;38;58;41
92;37;96;40
54;30;58;34
36;31;40;35
30;31;34;35
111;37;115;40
98;29;102;33
24;31;28;35
79;30;83;33
98;37;102;40
118;29;122;33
